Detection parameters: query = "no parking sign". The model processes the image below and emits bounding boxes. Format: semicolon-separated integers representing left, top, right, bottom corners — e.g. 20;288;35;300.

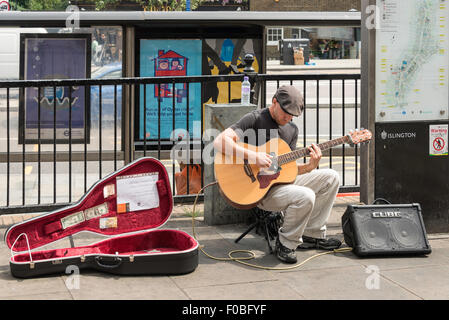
430;124;448;156
0;1;10;11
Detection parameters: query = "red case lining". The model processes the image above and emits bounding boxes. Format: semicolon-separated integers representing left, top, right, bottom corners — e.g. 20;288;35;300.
6;157;174;253
11;229;197;262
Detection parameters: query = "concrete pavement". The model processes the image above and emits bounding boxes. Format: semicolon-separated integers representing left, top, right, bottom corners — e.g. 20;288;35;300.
1;195;449;301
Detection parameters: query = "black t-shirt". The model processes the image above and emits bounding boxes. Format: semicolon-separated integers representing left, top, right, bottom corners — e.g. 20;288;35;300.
230;108;298;151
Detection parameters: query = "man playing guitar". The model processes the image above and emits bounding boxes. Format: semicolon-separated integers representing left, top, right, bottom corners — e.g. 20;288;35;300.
213;85;342;264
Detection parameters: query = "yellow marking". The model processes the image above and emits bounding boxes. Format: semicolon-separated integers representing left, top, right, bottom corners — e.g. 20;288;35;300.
320;167;357;171
321;161;357;166
25;166;33;175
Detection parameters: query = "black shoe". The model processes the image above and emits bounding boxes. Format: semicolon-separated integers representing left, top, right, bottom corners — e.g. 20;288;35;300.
275;237;297;264
297;236;342;250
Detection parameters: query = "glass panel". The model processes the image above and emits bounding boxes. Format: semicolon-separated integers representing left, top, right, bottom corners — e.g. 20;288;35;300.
0;26;124;206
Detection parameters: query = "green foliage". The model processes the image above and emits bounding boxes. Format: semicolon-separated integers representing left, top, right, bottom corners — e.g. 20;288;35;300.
10;0;31;10
12;0;207;11
145;0;205;11
95;0;124;10
182;207;204;218
95;0;205;11
28;0;70;10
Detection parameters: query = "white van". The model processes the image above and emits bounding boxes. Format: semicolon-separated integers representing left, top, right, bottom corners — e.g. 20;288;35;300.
0;27;47;80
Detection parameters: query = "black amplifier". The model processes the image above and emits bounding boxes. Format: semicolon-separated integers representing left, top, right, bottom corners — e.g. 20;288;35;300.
342;203;432;257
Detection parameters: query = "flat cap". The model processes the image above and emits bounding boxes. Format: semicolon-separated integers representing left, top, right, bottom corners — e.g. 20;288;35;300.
274;85;304;116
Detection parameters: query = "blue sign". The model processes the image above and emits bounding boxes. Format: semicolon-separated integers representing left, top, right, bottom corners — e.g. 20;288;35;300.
139;39;202;140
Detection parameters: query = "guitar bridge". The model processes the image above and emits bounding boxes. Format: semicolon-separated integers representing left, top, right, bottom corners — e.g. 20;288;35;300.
243;160;256;183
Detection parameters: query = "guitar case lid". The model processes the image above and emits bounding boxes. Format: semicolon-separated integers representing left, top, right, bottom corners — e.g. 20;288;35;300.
5;157;173;253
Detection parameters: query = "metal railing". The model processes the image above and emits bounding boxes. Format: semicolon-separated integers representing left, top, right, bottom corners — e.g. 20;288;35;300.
259;73;361;187
0;71;360;215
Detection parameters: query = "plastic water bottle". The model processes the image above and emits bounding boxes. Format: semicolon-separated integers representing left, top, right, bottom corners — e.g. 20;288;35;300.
241;76;251;105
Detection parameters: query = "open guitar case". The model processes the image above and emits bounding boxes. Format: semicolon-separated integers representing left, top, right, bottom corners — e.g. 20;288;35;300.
4;157;199;278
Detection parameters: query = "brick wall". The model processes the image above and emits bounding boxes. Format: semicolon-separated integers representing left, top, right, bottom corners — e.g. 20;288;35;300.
251;0;361;12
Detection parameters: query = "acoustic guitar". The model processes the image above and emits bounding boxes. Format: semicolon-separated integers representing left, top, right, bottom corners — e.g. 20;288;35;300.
214;129;372;209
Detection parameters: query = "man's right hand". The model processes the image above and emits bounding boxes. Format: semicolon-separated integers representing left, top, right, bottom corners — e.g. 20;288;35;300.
214;128;273;169
252;152;273;169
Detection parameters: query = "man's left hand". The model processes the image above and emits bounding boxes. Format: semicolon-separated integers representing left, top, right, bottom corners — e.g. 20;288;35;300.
307;143;322;171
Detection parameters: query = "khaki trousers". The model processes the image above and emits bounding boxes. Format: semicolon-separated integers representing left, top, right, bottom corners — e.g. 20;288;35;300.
257;169;340;250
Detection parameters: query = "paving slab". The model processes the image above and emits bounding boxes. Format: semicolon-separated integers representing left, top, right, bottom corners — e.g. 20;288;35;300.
3;195;449;300
276;265;422;300
63;273;189;300
6;291;73;300
350;247;449;271
183;279;305;300
381;265;449;300
1;231;449;300
171;259;277;290
205;224;361;271
426;238;449;248
275;250;362;273
0;272;69;300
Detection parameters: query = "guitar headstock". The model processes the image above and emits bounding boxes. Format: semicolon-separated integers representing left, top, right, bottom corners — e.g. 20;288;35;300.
347;128;373;146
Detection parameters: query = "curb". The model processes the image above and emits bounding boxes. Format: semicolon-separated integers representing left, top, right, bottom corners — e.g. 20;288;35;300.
0;198;357;229
0;213;42;229
0;213;207;229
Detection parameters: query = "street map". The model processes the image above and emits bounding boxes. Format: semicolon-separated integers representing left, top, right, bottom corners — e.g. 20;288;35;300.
376;0;449;122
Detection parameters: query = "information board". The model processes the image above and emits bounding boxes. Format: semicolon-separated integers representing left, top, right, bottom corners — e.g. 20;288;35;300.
376;0;449;122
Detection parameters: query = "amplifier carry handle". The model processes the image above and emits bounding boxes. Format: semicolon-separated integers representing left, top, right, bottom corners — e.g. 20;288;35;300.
372;198;392;205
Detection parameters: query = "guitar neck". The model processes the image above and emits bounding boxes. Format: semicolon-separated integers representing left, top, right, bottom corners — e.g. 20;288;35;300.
278;136;350;166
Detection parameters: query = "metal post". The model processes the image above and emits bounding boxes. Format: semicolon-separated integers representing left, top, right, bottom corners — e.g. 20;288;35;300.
360;0;376;205
243;53;258;105
124;26;135;165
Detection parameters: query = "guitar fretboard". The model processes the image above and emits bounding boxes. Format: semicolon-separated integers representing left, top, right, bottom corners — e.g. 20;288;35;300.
277;136;350;166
